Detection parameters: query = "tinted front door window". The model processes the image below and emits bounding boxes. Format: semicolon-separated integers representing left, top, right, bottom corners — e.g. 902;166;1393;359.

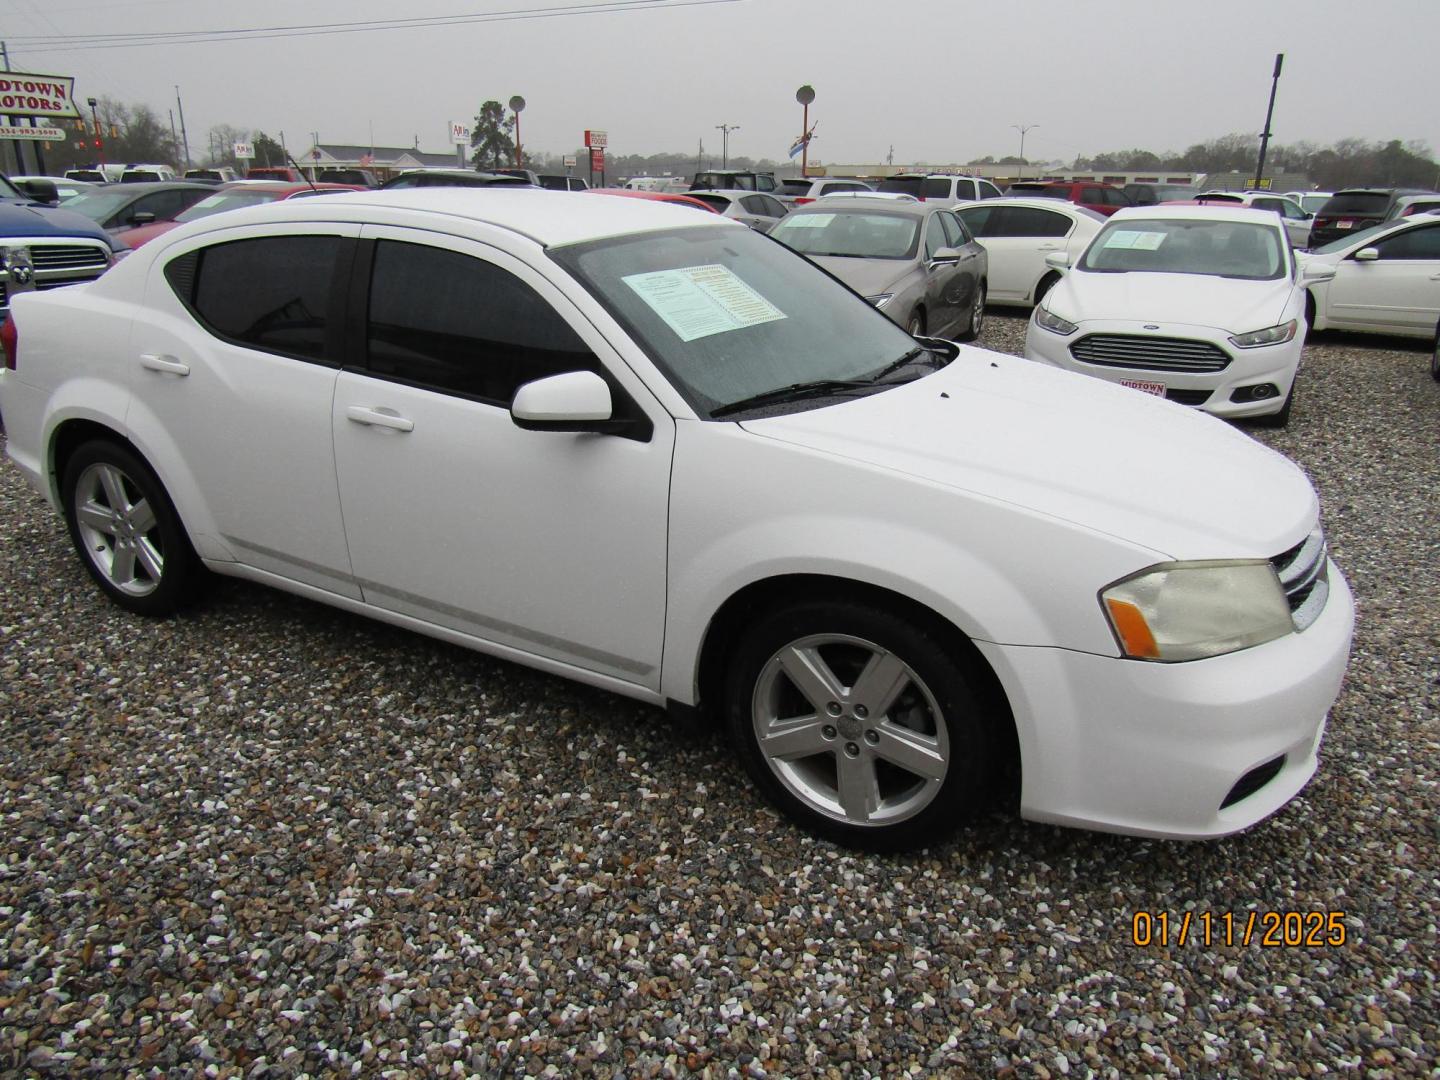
366;240;593;403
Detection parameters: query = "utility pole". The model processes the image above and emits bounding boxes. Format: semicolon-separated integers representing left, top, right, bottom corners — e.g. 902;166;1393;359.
697;139;703;174
1013;123;1039;180
0;41;24;175
1254;54;1284;190
174;85;191;168
715;123;739;169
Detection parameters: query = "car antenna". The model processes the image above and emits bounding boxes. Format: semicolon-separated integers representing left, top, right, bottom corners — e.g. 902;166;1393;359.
286;153;319;192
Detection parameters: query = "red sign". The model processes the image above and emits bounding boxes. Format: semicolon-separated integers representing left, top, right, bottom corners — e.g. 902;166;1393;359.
584;129;607;149
590;148;605;171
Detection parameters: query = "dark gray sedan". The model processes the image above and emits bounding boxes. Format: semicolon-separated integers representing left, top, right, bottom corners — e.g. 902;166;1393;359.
769;197;988;339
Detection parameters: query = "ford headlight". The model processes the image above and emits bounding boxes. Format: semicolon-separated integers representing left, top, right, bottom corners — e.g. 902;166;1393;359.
1035;306;1077;336
1101;561;1292;662
1228;320;1297;349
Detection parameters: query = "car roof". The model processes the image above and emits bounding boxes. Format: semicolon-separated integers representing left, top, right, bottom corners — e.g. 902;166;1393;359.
1108;204;1285;226
215;181;359;195
590;188;721;212
169;187;740;247
958;196;1104;218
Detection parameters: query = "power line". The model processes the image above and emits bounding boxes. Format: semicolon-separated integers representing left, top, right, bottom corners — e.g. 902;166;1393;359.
4;0;743;52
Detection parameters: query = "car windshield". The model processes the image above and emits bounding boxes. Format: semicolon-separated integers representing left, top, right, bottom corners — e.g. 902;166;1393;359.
1080;217;1285;279
1310;223;1390;254
175;191;283;221
549;225;922;418
61;188;139;222
770;210;920;259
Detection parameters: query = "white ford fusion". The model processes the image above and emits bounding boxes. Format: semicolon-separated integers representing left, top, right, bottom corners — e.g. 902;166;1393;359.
1024;205;1336;426
0;190;1352;850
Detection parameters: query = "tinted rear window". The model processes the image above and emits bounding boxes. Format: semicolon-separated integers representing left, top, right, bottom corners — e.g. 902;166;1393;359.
877;177;924;196
779;180;812;195
1320;193;1389;215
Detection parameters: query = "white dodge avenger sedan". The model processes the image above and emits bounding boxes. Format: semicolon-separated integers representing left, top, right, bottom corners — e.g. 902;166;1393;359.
0;190;1352;850
1024;206;1336;426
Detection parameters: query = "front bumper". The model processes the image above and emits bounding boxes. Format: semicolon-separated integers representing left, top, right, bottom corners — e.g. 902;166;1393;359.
977;562;1353;839
1024;315;1303;419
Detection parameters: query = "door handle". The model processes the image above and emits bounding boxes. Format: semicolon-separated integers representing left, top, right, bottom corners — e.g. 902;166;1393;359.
1037;244;1060;251
139;353;189;376
345;406;414;432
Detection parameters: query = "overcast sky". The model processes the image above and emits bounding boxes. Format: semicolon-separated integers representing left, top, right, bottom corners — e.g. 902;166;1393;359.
5;0;1437;167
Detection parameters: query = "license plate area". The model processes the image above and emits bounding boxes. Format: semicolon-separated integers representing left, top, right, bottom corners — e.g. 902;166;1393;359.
1336;220;1354;229
1120;378;1166;397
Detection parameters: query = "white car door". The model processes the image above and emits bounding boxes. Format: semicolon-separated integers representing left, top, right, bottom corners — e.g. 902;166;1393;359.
959;204;1077;304
1325;222;1440;333
129;223;363;597
330;225;674;690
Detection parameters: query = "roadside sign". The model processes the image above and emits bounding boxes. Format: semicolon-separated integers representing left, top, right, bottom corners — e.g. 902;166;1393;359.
590;148;605;171
563;155;576;168
233;141;254;159
584;129;607;149
0;72;79;119
0;125;64;141
450;120;472;145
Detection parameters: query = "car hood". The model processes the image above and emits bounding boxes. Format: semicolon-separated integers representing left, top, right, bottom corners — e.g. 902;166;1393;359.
739;348;1315;560
1047;270;1294;333
0;200;121;250
808;255;916;298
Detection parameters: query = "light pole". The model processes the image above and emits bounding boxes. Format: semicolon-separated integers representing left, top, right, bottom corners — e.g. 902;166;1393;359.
715;123;739;169
509;95;526;168
1253;54;1284;189
1012;124;1038;180
174;85;191;168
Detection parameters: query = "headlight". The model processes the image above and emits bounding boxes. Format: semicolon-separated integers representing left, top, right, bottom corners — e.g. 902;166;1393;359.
865;293;893;309
1035;306;1077;336
1228;320;1297;349
1101;560;1292;662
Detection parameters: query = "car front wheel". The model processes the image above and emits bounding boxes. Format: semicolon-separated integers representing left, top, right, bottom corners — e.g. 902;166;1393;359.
726;599;995;850
1431;320;1440;382
62;440;199;615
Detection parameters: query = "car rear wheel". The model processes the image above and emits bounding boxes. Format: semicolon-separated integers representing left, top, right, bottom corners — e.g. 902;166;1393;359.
62;440;199;615
959;284;985;342
725;599;994;851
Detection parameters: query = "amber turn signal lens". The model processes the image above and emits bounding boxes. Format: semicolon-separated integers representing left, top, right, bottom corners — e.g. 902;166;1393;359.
1105;598;1160;659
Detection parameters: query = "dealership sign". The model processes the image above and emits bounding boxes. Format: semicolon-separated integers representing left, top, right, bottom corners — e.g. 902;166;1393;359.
584;129;607;149
233;141;254;159
450;121;472;145
0;125;65;141
0;72;79;119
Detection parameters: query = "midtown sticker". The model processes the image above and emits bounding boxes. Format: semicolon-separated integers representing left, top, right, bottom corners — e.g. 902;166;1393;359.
0;73;79;119
622;264;786;343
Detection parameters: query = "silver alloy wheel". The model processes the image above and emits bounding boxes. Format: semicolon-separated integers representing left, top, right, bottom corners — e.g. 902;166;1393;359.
751;633;951;827
907;313;923;337
73;462;164;598
970;287;985;337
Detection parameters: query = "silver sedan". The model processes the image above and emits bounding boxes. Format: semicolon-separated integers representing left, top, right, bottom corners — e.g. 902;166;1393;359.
770;196;988;339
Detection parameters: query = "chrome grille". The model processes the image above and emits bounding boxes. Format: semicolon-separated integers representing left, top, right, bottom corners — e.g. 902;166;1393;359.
29;244;111;271
1070;334;1231;373
1271;529;1329;631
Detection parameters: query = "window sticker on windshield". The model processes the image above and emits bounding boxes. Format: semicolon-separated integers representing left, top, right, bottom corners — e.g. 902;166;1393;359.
622;264;786;342
1103;230;1167;251
783;214;835;229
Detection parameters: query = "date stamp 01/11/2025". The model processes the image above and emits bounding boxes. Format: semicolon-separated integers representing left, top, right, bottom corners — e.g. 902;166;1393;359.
1131;910;1349;948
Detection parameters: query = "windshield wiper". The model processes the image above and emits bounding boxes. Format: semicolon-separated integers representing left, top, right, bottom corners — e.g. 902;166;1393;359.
711;379;880;417
711;347;938;418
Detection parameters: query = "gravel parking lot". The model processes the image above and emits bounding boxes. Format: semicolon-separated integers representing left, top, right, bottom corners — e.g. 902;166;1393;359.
1;311;1436;1077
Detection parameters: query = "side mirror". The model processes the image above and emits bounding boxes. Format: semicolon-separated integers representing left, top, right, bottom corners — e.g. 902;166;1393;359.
1300;262;1336;283
511;370;613;431
1044;250;1072;270
929;246;963;264
18;178;58;204
1353;247;1380;262
130;211;157;226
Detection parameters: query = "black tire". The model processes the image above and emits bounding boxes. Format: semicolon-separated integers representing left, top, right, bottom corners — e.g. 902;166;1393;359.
61;440;200;616
1033;272;1060;306
724;599;997;851
959;283;986;342
1430;320;1440;382
906;310;925;338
